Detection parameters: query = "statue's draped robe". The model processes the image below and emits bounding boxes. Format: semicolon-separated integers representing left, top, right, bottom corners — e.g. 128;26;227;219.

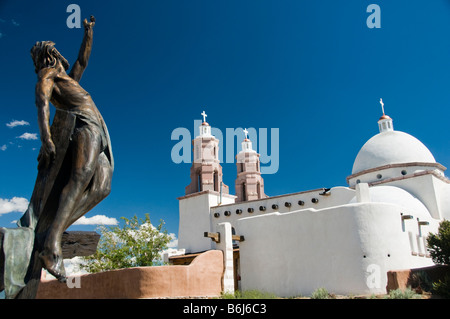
0;109;113;298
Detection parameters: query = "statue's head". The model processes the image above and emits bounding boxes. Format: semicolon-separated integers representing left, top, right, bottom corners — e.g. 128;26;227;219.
30;41;69;73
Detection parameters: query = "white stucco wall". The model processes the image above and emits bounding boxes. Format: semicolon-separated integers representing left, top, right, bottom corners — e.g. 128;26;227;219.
210;186;356;234
178;191;235;253
236;202;438;297
379;174;448;220
440;183;450;220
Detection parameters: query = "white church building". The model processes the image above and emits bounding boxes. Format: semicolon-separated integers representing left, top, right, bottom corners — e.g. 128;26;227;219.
176;103;450;296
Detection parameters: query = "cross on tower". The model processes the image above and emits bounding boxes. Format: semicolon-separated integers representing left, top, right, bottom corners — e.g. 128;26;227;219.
201;111;207;123
243;128;249;140
380;98;385;115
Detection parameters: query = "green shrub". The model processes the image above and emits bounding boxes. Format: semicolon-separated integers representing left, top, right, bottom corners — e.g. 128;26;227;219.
385;288;420;299
426;220;450;297
432;274;450;298
80;214;172;273
410;271;432;292
311;288;330;299
427;220;450;265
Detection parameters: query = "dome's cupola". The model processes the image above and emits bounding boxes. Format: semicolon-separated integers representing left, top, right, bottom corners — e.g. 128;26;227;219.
378;98;393;133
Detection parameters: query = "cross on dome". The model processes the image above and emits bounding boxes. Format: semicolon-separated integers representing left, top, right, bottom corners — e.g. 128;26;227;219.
243;128;249;140
201;111;207;123
377;98;393;133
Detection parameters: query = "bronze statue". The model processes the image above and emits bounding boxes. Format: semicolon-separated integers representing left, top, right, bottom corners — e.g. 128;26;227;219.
0;16;113;298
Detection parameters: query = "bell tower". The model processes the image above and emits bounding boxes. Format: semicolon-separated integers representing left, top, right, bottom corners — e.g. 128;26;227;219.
185;111;229;195
179;111;235;253
235;128;266;202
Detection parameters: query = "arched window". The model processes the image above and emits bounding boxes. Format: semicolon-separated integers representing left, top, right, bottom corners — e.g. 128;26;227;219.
242;183;246;201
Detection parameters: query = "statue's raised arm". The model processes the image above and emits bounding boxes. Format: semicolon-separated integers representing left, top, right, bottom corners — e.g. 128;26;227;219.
69;16;96;82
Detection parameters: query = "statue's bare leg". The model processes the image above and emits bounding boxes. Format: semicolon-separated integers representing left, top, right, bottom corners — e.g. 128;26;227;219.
39;125;101;281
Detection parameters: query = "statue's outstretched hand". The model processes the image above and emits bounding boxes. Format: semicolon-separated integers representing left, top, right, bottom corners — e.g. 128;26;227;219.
83;16;95;30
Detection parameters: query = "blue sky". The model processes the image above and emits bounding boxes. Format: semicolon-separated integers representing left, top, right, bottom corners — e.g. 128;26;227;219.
1;0;450;239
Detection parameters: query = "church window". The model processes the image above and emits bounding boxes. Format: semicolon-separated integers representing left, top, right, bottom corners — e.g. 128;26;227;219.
377;174;382;179
401;170;407;176
214;171;219;192
356;179;361;184
242;183;246;201
198;173;202;192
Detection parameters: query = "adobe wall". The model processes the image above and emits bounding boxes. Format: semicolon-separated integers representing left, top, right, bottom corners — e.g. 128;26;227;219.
36;250;224;299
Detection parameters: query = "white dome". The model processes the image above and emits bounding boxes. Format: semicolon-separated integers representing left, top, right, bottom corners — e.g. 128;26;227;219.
352;130;436;174
349;185;430;217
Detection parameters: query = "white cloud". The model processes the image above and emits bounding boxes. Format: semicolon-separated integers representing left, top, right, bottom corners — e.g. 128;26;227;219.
0;197;29;215
73;214;119;226
6;120;29;128
1;144;6;151
17;133;38;140
167;233;178;248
